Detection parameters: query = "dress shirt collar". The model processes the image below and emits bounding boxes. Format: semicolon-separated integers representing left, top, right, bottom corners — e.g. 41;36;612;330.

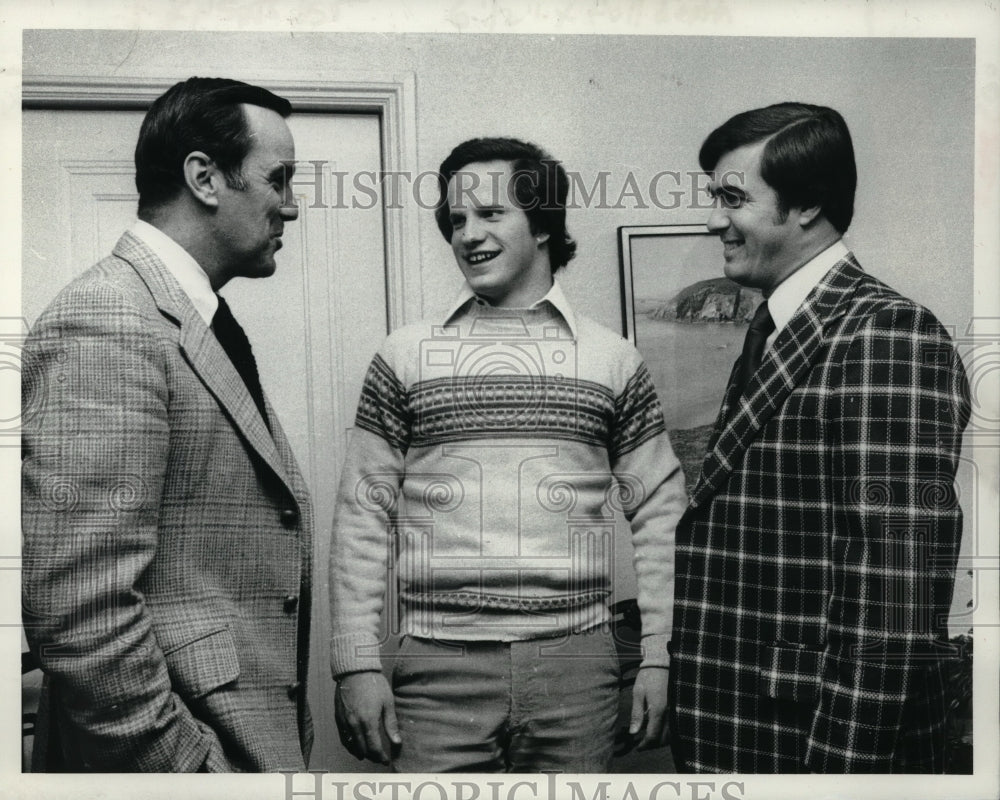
131;220;218;325
442;277;579;340
765;238;849;350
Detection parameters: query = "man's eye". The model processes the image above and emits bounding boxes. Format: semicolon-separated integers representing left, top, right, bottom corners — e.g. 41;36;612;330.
718;190;743;209
450;217;465;228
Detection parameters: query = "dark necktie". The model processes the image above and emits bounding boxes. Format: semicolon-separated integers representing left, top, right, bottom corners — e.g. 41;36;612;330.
212;295;271;431
733;300;775;403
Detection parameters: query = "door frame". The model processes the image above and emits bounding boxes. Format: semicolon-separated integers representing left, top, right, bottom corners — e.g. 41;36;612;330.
22;74;423;331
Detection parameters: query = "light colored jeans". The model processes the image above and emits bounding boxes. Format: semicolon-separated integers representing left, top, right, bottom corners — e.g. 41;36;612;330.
390;628;621;773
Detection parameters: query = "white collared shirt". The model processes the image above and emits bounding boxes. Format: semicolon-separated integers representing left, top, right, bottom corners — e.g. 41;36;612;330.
442;277;580;341
131;220;218;325
765;239;849;351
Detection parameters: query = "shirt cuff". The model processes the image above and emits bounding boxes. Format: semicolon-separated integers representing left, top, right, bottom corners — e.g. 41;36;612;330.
330;631;384;678
640;632;671;668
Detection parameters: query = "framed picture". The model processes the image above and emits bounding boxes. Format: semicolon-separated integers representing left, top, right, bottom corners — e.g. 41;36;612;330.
618;224;763;489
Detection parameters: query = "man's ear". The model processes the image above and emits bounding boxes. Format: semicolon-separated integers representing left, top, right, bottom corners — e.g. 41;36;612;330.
796;204;823;227
183;151;219;208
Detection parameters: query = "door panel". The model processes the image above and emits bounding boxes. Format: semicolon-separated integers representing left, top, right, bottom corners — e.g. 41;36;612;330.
22;108;387;771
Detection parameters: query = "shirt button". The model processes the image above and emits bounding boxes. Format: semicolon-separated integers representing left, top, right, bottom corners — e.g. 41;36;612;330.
283;595;298;613
280;508;299;528
287;682;301;698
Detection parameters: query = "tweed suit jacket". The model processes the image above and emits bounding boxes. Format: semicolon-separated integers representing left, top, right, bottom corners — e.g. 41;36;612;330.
22;231;314;772
669;254;970;773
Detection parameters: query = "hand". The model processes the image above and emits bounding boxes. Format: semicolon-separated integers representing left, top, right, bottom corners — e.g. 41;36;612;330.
334;671;401;765
629;666;670;751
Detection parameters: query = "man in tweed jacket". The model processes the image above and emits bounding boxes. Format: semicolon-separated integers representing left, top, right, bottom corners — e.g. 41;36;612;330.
669;103;970;773
22;78;312;771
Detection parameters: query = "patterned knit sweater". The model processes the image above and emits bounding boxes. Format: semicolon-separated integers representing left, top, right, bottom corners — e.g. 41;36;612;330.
329;282;687;676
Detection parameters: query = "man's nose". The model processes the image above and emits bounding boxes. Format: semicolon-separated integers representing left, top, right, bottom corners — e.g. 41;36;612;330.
280;191;299;222
461;217;485;242
706;205;729;233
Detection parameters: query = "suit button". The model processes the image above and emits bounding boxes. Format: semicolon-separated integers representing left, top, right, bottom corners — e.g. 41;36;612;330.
280;508;299;528
283;595;298;613
287;681;301;698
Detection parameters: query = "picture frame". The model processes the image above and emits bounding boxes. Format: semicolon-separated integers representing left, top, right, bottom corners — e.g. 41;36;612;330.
618;224;712;343
618;224;763;489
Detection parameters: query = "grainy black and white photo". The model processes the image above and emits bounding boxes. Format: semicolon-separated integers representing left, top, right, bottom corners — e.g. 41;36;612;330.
7;4;998;799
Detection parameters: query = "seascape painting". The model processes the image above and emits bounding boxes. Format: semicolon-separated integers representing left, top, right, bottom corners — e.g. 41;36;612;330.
620;226;763;490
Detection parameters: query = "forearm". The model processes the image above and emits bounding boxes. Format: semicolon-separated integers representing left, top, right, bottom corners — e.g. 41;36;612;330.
614;431;687;667
329;428;403;677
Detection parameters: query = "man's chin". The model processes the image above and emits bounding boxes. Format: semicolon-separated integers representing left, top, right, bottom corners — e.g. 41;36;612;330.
722;262;744;284
465;273;499;296
251;259;278;279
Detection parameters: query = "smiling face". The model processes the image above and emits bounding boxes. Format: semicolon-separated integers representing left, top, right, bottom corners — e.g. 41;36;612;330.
446;160;553;308
213;104;298;283
705;140;806;296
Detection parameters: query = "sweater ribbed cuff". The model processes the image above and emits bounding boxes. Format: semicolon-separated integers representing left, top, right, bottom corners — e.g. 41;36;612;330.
330;632;384;678
640;632;670;668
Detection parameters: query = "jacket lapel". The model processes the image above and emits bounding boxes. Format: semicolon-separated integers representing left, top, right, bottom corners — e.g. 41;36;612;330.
689;254;865;509
113;231;295;493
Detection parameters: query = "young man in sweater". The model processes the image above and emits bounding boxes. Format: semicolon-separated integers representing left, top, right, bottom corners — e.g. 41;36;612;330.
329;137;686;772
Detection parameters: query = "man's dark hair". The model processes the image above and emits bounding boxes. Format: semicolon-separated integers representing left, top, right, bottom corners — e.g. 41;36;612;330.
135;77;292;216
435;137;577;272
699;102;857;233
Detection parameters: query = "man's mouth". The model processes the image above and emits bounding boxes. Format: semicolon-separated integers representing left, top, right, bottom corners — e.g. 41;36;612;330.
721;239;743;257
465;250;500;265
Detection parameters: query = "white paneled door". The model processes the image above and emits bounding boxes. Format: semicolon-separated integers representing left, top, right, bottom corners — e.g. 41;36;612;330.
23;107;388;772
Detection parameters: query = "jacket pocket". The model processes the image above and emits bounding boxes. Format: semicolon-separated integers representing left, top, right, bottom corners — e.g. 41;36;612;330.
161;627;241;700
757;643;821;703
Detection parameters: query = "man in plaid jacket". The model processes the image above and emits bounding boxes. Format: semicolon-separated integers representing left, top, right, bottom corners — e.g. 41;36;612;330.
668;102;971;773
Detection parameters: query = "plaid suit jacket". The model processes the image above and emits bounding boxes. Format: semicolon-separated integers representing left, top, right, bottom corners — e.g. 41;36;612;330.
669;255;970;773
22;232;314;772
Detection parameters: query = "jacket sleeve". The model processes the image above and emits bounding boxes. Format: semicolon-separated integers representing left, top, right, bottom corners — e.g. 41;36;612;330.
609;356;688;668
329;351;409;677
805;303;970;772
21;282;228;772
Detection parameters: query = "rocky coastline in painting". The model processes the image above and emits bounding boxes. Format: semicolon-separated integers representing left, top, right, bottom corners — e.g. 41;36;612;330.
635;276;763;495
638;277;763;325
